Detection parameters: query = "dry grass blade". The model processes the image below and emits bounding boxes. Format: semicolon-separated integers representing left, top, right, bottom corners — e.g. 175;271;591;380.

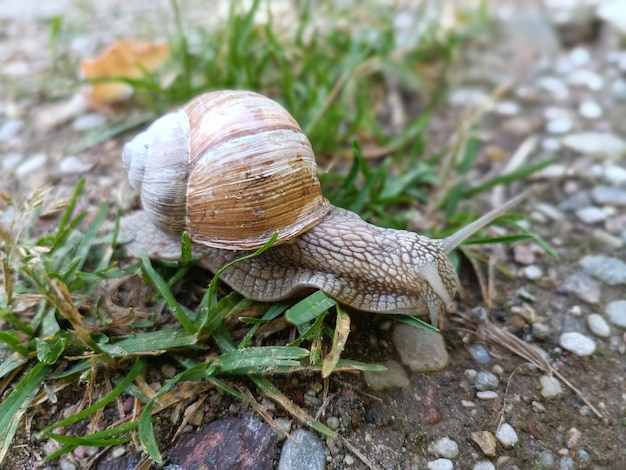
477;323;603;419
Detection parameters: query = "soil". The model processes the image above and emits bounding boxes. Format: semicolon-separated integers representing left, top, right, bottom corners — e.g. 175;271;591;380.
1;1;625;469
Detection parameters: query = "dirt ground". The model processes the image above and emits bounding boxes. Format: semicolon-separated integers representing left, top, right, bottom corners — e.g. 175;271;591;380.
1;0;625;469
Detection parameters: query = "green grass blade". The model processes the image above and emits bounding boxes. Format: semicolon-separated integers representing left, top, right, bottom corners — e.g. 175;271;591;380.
285;290;336;325
0;361;50;464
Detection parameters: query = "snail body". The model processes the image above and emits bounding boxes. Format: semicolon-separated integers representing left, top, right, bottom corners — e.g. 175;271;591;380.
121;90;528;325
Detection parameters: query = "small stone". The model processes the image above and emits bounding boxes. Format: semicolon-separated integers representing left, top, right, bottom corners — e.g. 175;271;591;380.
580;255;626;285
471;431;497;457
59;155;93;174
575;206;606;224
473;462;495;470
603;164;626;184
597;0;626;35
278;429;325;470
496;423;518;448
325;416;340;431
569;47;590;66
0;119;24;141
546;118;573;134
540;375;563;398
591;186;626;206
562;132;626;160
538;76;569;100
429;437;459;459
466;344;492;364
494;101;520;115
565;427;581;449
523;265;543;280
362;360;409;391
559;456;575;470
514;244;536;265
567;69;604;90
426;459;453;470
344;455;354;465
540;450;556;469
449;88;490;107
516;287;536;302
533;323;552;340
15;153;47;176
559;332;596;356
476;391;498;400
606;300;626;327
587;313;611;337
592;229;623;249
557;272;600;304
578;100;602;119
532;401;547;412
474;372;499;391
393;325;449;372
71;112;107;131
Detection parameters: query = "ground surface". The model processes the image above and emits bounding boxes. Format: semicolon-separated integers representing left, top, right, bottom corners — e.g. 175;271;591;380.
1;1;626;469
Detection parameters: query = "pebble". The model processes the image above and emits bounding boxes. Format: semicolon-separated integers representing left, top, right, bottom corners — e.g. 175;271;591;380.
535;202;565;221
514;244;536;265
556;272;600;304
538;76;570;100
523;265;543;280
0;119;23;141
474;371;499;391
392;325;449;372
471;431;496;457
603;164;626;184
580;255;626;285
575;206;606;224
326;416;340;431
587;313;611;337
567;69;604;90
597;0;626;35
562;132;626;160
362;360;409;391
466;344;492;364
569;47;590;67
71;112;107;131
449;88;490;107
429;437;459;459
59;155;93;174
605;300;626;327
278;429;325;470
546;117;573;134
14;153;47;176
473;462;495;470
559;456;575;470
578;100;602;119
591;186;626;206
495;423;519;448
476;391;499;400
592;229;623;249
559;332;596;356
426;459;453;470
533;323;553;340
2;153;22;171
540;375;563;398
540;450;556;469
532;401;548;412
565;427;581;448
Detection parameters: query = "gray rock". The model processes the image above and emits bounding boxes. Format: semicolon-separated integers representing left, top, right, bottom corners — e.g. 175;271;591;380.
540;375;563;398
559;332;596;356
587;313;611;337
15;153;47;176
426;459;453;470
605;300;626;327
591;186;626;206
575;206;607;224
466;344;492;364
495;423;519;448
278;429;325;470
0;119;23;141
474;371;499;391
362;360;409;391
562;132;626;160
557;272;601;304
71;112;107;131
578;100;602;119
567;69;604;90
473;462;495;470
580;255;626;285
393;324;449;372
540;450;556;469
429;437;459;459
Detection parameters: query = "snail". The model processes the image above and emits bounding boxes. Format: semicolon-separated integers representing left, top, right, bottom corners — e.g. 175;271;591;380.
121;90;530;326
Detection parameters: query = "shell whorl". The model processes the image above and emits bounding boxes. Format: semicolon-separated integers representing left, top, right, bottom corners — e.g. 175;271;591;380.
122;110;190;237
122;90;330;250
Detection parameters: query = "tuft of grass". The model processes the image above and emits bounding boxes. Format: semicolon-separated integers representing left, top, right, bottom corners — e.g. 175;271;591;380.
0;0;552;466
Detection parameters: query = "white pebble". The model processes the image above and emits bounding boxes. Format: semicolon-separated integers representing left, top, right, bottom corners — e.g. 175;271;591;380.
587;313;611;337
523;265;543;280
473;461;495;470
15;153;47;176
565;427;581;449
540;375;563;398
575;206;606;224
429;437;459;459
71;112;107;131
606;300;626;327
59;155;93;174
559;332;596;356
427;459;453;470
579;100;602;119
546;118;573;134
568;69;604;91
569;47;590;67
476;391;499;400
496;423;519;448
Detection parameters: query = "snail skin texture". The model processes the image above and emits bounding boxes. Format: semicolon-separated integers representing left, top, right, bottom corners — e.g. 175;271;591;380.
121;90;529;326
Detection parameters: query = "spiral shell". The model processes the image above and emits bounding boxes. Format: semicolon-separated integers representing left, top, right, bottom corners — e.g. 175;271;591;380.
122;90;330;250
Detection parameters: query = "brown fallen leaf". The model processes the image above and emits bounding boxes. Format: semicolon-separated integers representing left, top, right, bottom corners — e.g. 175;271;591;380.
80;40;170;105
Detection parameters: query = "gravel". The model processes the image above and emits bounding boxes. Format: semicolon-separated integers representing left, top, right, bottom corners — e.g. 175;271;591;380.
559;332;596;356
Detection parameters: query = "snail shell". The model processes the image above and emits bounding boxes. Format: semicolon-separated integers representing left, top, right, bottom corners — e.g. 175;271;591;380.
122;90;330;250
